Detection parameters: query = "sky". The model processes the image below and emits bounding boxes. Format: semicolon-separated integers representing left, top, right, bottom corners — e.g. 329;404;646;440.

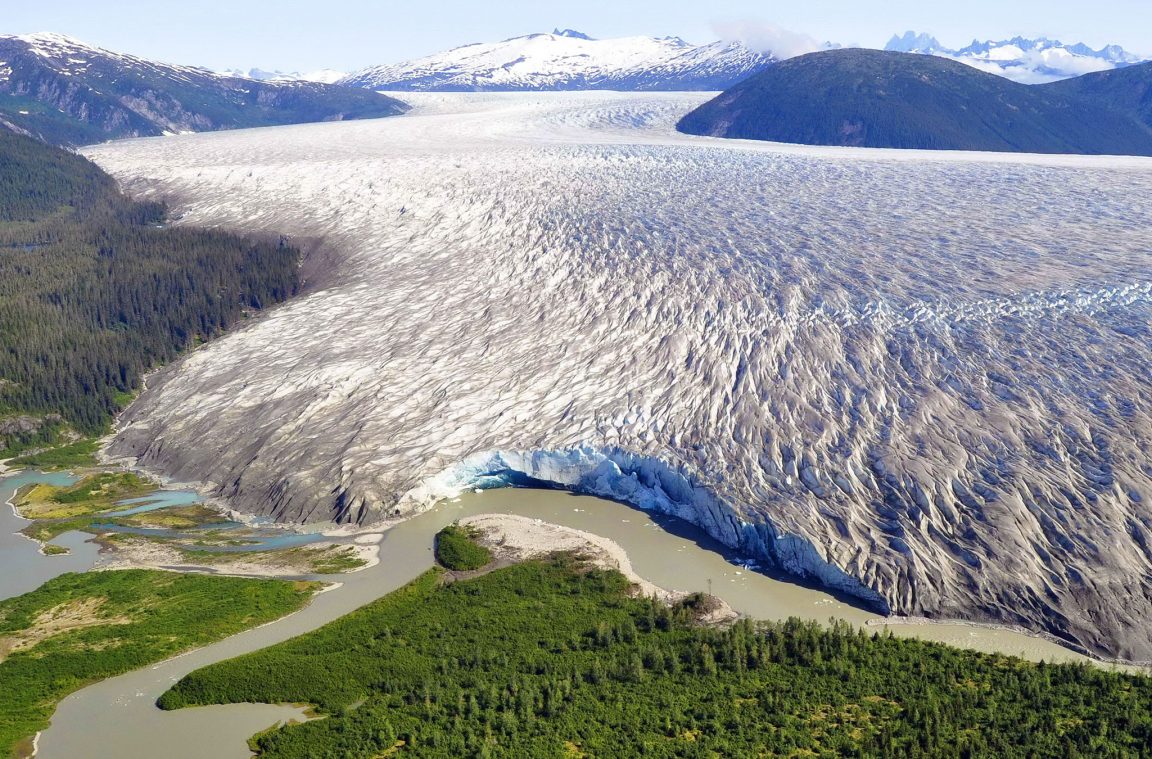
6;0;1152;73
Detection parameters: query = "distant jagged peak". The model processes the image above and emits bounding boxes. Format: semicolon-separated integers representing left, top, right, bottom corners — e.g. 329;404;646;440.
1096;43;1141;63
885;31;944;53
955;35;1142;63
881;30;1147;83
216;66;348;84
552;28;594;40
883;31;1143;64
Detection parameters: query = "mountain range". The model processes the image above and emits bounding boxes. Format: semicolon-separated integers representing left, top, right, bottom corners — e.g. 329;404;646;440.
886;31;1145;83
0;33;406;146
216;67;347;84
1;29;1148;152
677;48;1152;155
339;29;779;91
334;29;1145;92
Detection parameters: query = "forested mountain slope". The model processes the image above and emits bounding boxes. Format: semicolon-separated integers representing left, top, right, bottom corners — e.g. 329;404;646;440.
0;33;408;146
1044;61;1152;127
0;126;300;457
678;49;1152;155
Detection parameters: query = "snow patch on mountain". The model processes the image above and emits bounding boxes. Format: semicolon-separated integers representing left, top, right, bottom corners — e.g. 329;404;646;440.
2;31;214;80
218;67;347;84
7;33;350;86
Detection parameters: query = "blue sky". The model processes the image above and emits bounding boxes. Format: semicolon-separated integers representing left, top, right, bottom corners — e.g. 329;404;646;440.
7;0;1151;72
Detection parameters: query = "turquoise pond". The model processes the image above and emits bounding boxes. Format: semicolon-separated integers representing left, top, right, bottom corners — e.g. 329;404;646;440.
1;468;328;592
105;489;203;516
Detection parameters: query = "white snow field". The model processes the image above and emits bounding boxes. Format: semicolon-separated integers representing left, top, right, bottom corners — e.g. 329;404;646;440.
84;92;1152;661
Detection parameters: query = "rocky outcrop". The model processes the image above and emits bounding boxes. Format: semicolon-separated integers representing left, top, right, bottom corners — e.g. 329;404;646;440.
0;413;63;453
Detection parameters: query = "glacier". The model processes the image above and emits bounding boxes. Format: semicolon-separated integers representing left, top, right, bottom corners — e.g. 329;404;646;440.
83;92;1152;661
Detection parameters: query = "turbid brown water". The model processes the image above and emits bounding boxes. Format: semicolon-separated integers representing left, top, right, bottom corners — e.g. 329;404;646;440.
37;487;1128;759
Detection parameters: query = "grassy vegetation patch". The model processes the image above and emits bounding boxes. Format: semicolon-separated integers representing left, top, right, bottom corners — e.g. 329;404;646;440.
108;504;224;531
0;569;318;758
158;557;1152;758
308;546;369;575
433;523;492;571
7;439;100;470
13;472;153;520
20;517;92;546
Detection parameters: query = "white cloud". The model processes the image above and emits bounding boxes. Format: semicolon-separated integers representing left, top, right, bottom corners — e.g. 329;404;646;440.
942;49;1116;84
1025;49;1112;77
710;19;822;60
944;57;1064;85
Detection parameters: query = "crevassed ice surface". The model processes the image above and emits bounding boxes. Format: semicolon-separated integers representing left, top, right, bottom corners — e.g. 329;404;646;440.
84;92;1152;661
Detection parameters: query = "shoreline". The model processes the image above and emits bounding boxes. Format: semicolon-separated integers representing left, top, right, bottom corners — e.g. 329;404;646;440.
1;467;381;579
461;511;1150;672
870;615;1152;672
462;513;738;624
7;461;1149;670
25;577;332;759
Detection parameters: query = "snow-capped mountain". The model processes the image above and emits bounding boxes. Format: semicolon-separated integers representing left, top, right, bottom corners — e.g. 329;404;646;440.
885;32;1147;83
341;29;777;91
884;31;944;54
0;32;405;145
218;67;347;84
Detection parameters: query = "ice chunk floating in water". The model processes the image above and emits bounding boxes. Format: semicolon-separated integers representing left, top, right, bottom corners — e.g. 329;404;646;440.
84;92;1152;661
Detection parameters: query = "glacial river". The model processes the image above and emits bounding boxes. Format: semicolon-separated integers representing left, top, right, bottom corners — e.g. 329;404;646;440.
0;470;100;601
34;487;1132;759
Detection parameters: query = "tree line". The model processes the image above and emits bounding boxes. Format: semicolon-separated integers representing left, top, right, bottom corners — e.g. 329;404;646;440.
0;126;300;454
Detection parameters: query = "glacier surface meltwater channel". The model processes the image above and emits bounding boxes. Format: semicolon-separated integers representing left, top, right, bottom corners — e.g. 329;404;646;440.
84;92;1152;661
